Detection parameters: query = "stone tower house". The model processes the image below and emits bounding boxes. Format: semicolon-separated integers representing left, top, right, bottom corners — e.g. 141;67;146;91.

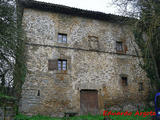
19;0;150;117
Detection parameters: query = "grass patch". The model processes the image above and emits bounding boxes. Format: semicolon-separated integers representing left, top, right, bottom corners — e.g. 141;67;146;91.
14;114;104;120
108;111;153;120
15;108;155;120
14;113;153;120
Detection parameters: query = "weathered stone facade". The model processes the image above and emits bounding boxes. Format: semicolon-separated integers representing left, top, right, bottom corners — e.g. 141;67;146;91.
19;1;150;117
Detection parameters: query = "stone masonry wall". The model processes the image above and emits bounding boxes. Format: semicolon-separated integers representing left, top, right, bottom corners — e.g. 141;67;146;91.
0;98;17;120
19;8;150;117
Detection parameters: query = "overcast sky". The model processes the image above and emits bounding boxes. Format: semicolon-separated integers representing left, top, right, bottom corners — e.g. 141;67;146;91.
36;0;118;15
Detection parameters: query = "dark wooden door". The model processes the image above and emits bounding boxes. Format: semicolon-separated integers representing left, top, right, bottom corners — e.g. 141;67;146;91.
80;90;99;115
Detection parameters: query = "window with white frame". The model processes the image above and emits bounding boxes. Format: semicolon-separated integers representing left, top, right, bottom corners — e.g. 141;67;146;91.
58;59;67;71
58;33;67;43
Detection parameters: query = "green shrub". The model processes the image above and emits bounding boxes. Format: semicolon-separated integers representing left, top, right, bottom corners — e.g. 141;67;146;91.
15;108;154;120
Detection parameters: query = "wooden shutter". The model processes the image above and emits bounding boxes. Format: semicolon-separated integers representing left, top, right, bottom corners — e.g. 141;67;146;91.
48;59;58;71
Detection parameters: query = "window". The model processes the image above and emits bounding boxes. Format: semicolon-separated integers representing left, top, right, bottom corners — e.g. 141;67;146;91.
116;41;123;52
121;76;128;86
139;82;144;91
58;33;67;43
58;59;67;71
37;90;40;96
48;59;68;71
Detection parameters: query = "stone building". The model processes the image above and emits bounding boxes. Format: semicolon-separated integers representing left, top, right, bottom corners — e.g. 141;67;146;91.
19;0;150;117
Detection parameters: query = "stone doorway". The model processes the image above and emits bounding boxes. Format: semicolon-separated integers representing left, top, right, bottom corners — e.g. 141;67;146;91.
80;89;99;115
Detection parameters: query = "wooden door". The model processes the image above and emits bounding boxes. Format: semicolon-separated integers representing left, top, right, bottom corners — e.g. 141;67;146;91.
80;90;99;115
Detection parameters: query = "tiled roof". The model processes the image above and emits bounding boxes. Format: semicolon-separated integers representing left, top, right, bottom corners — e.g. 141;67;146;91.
19;0;136;24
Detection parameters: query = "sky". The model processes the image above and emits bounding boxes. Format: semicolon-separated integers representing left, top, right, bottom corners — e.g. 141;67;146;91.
36;0;118;15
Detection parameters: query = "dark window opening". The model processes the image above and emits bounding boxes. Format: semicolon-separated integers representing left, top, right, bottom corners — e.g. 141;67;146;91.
37;90;40;96
121;76;128;86
116;41;123;52
139;82;144;91
58;33;67;43
58;59;67;71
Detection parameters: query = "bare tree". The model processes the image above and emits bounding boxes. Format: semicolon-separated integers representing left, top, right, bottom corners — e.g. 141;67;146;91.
0;0;26;98
112;0;160;95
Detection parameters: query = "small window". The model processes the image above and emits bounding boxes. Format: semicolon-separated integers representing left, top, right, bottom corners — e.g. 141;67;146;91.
37;90;40;96
58;33;67;43
58;59;67;71
139;82;144;91
121;76;128;86
116;41;123;52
